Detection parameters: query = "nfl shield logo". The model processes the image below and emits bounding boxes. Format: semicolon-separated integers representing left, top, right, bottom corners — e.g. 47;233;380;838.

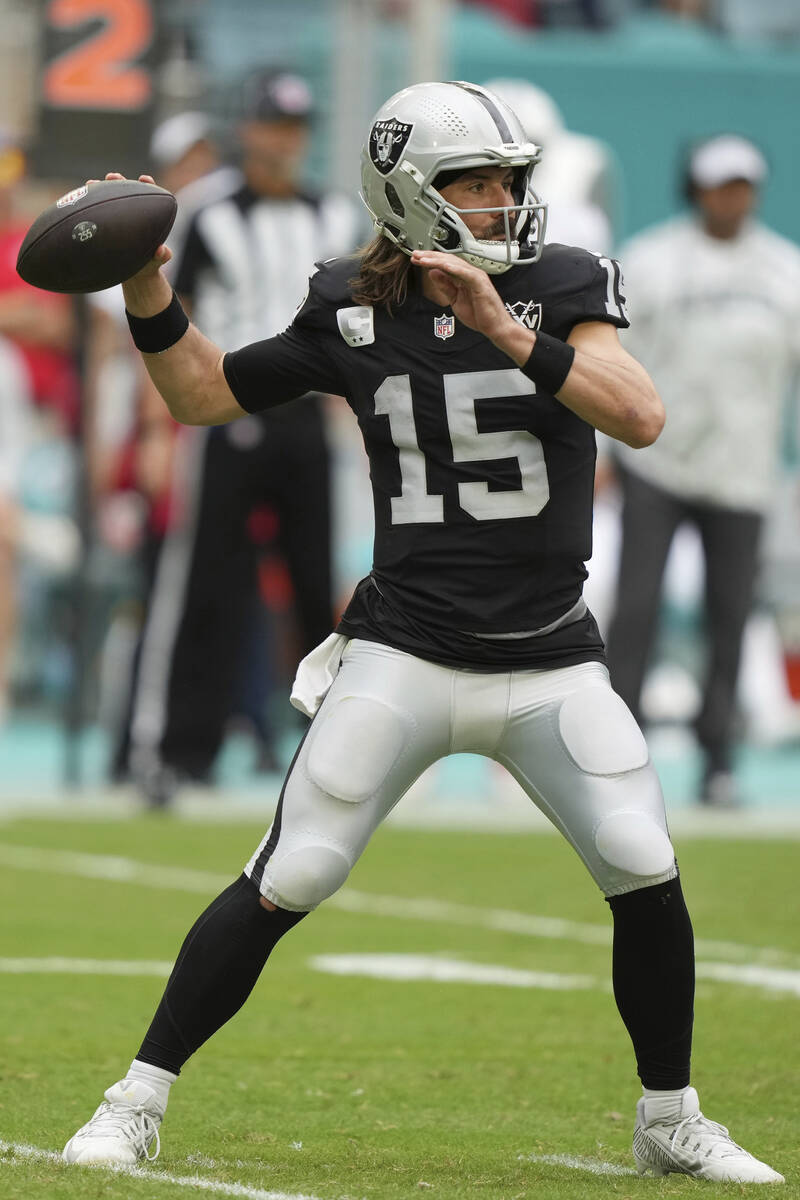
434;313;455;340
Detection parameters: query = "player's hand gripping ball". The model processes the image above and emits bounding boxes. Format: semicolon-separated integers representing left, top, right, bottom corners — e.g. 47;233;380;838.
16;178;177;294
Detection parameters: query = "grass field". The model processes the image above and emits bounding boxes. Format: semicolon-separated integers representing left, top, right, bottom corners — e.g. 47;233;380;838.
1;811;798;1199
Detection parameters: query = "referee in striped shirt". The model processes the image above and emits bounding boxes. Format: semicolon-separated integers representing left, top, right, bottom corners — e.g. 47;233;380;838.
127;70;360;805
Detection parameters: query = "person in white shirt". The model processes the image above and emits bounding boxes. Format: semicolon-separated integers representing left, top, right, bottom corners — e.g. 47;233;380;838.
483;77;618;254
605;133;800;806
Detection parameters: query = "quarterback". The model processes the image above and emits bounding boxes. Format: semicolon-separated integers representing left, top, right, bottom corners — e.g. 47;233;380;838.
63;82;783;1184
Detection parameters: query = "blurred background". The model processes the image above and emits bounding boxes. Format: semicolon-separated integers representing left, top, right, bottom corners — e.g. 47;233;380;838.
1;0;799;818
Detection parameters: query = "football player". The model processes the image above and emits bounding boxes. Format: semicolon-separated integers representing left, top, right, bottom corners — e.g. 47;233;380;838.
62;82;783;1184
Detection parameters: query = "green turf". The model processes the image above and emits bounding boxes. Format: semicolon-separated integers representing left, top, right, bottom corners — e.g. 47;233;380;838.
0;815;797;1199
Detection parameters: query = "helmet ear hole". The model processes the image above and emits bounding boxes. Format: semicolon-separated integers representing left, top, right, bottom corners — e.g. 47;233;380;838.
384;182;405;217
436;224;460;251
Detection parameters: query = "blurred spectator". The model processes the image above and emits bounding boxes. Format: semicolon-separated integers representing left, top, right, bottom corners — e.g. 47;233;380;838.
471;0;624;28
712;0;800;39
149;110;242;270
0;131;79;434
660;0;708;18
88;110;244;781
483;78;618;252
0;334;33;721
604;134;800;807
0;131;83;722
125;70;360;805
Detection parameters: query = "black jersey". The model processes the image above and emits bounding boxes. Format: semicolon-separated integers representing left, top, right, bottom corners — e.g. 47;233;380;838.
223;244;629;670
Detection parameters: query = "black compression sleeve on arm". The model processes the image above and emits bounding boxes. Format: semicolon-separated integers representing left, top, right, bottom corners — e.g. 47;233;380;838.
520;331;575;396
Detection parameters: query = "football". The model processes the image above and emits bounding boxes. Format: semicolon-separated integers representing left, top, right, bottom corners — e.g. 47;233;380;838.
16;179;177;294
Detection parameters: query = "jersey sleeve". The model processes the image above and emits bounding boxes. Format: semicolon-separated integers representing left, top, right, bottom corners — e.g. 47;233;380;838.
222;269;346;413
574;253;630;329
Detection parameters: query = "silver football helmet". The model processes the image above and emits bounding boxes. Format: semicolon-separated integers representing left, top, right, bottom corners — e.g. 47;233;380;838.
360;80;547;274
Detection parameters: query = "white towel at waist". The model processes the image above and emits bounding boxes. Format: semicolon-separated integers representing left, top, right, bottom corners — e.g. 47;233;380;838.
290;632;349;718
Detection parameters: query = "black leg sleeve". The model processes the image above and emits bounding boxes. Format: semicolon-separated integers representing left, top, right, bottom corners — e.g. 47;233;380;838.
137;874;306;1074
607;876;695;1090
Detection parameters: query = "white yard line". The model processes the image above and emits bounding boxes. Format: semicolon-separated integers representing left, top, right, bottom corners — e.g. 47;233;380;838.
333;887;800;967
3;949;800;999
0;956;172;976
310;952;800;999
0;1139;322;1200
696;960;800;998
0;842;229;893
311;953;598;990
519;1152;637;1176
0;1137;639;1188
2;841;799;970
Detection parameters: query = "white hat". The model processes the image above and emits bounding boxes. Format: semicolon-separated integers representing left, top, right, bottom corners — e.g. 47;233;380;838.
150;112;212;166
688;134;767;189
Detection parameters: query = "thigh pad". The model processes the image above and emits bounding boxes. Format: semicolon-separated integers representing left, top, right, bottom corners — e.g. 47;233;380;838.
306;695;410;803
558;685;649;775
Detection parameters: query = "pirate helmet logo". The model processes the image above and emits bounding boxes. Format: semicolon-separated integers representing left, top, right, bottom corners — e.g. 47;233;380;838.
369;118;414;176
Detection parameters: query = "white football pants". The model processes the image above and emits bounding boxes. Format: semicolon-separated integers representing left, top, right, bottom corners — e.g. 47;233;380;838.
245;639;677;909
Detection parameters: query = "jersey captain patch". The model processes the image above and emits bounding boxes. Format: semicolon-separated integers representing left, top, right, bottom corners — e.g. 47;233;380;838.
336;305;375;347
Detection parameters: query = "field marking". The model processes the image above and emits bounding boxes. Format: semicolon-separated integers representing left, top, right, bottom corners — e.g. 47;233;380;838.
0;956;171;976
0;842;229;893
311;953;598;991
3;948;800;1000
0;1139;322;1200
519;1152;637;1176
696;961;800;998
331;889;800;968
311;952;800;999
2;840;800;970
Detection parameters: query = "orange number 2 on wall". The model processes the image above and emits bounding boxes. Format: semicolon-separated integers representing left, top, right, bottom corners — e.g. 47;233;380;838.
44;0;154;111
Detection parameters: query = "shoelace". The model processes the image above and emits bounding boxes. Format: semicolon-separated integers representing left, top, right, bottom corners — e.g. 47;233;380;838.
94;1102;162;1161
669;1112;747;1160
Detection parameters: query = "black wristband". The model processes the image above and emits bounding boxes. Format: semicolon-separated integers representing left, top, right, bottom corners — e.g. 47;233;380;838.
126;290;189;354
520;331;575;396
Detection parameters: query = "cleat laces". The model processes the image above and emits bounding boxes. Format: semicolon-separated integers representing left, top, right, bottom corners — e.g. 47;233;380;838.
669;1112;746;1161
92;1101;161;1161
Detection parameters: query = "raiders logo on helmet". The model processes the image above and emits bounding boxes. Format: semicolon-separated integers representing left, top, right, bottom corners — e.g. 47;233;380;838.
369;119;414;176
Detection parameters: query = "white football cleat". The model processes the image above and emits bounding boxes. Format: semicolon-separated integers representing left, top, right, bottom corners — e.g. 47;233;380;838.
62;1078;163;1166
633;1087;784;1183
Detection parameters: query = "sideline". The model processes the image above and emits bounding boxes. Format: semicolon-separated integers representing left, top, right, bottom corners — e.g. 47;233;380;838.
1;841;799;970
0;1139;322;1200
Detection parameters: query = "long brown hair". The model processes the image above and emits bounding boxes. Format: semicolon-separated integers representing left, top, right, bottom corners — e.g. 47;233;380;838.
349;233;412;313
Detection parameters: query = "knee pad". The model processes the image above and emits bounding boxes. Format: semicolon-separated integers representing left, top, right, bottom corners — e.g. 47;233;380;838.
558;685;649;775
266;844;350;910
594;811;675;878
306;695;409;803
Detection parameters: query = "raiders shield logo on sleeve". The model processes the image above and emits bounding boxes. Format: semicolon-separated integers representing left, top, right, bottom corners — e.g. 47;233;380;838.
369;119;414;176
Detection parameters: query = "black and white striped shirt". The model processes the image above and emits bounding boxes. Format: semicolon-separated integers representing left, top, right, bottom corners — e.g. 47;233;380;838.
174;184;360;349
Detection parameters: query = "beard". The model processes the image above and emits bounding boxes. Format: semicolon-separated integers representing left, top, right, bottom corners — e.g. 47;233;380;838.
484;214;513;240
